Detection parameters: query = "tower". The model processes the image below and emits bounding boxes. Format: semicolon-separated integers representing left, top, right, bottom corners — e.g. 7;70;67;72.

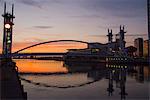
107;29;113;43
2;2;15;58
107;29;113;51
119;25;126;51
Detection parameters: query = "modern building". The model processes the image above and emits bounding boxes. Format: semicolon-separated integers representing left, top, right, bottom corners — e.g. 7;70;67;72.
134;38;143;57
147;0;150;59
143;40;148;57
65;26;127;60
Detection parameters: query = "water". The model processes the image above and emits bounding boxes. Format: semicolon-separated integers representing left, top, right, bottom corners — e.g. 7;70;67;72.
14;59;150;100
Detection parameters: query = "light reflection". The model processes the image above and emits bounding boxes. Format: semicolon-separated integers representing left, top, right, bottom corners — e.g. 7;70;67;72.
15;59;68;73
15;59;149;100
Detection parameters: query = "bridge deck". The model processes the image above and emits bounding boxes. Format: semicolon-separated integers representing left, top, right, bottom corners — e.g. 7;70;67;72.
0;60;27;99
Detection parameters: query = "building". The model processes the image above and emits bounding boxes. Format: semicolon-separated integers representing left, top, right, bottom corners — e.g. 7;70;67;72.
65;26;127;60
147;0;150;59
134;38;143;57
143;40;148;57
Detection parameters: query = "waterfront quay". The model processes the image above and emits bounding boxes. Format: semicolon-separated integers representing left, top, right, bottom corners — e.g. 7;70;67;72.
0;59;27;99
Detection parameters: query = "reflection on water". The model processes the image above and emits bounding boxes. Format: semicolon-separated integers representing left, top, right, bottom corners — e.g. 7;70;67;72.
15;59;68;73
15;59;150;100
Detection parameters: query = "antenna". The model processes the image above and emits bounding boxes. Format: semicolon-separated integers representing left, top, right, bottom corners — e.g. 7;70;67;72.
12;4;14;22
123;25;125;30
120;25;121;30
4;2;6;14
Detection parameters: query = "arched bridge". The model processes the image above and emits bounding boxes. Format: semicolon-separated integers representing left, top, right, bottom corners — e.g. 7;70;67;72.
13;40;89;54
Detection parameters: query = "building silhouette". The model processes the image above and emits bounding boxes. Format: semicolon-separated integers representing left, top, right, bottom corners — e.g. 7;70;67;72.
143;40;148;57
147;0;150;59
134;38;143;57
66;26;127;59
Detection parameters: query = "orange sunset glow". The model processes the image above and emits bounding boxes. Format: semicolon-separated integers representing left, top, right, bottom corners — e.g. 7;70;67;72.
15;59;68;73
0;42;87;53
17;42;87;53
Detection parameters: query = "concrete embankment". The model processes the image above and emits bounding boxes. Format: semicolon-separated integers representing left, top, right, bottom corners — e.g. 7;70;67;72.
0;60;27;100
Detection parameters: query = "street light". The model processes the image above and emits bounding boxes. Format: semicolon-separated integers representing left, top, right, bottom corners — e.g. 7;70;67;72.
5;23;11;29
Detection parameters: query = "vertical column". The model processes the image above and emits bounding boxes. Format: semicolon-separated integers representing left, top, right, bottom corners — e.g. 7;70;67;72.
119;25;126;52
107;29;113;51
2;3;15;59
2;2;6;55
107;29;113;43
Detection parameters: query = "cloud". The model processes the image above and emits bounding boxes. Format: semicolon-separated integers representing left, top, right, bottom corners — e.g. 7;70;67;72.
33;26;53;29
22;37;45;42
0;0;14;6
16;0;65;9
70;14;105;19
82;0;146;19
98;25;119;29
87;34;107;37
0;0;4;3
17;0;42;8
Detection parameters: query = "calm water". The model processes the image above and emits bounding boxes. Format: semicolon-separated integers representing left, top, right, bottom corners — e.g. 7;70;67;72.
14;59;150;100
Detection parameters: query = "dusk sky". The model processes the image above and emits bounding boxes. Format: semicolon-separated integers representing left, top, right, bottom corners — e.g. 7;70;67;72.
0;0;148;52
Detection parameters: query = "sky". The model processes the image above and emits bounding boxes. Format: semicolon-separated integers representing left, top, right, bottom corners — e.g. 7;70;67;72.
0;0;148;53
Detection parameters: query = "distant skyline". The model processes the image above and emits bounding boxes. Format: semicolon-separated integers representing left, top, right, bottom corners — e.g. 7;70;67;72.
0;0;148;52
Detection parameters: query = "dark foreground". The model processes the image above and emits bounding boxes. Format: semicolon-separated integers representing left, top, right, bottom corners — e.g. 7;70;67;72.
0;60;27;100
